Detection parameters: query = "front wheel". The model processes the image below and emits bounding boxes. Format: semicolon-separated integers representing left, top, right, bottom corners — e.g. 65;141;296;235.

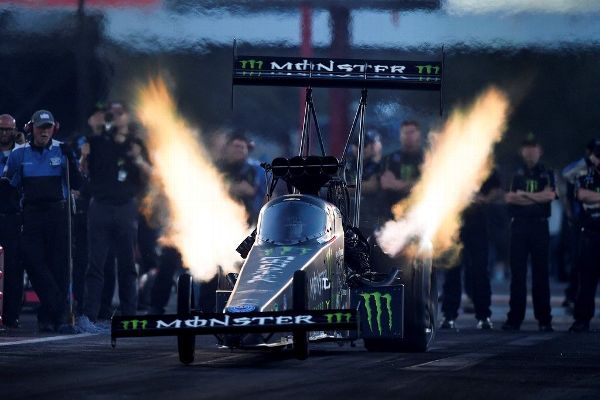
292;270;309;360
177;273;196;364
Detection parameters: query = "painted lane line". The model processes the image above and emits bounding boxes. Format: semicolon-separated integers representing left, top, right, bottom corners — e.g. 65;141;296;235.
403;352;495;371
0;333;96;347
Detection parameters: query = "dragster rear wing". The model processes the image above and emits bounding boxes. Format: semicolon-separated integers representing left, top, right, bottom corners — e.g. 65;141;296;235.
232;55;442;91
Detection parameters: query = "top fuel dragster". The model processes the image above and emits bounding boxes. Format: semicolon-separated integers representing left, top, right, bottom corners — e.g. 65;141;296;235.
111;47;443;364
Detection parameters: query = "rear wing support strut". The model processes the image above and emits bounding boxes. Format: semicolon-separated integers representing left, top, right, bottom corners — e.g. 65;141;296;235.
340;89;368;228
298;87;326;157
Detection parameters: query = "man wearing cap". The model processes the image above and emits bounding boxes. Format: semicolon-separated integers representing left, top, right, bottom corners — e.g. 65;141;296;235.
569;143;600;332
0;114;24;328
4;110;82;332
502;134;556;332
380;120;423;217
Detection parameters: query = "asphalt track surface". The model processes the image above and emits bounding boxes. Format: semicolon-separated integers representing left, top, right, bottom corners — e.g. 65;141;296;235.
2;281;600;400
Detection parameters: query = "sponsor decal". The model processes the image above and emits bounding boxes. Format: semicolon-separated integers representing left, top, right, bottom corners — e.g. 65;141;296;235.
263;246;311;256
142;315;317;330
360;292;393;335
226;304;257;313
324;312;352;324
121;319;149;330
247;255;295;284
238;58;409;75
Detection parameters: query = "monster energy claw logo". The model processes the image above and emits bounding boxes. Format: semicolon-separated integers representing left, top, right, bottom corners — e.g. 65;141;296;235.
525;179;539;192
121;319;148;330
324;312;352;324
239;59;263;69
416;65;440;75
360;292;393;335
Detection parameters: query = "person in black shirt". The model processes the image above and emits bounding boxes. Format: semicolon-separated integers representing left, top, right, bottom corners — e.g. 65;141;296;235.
78;102;149;331
569;144;600;332
380;120;423;217
346;130;384;233
440;170;502;330
0;113;23;328
502;135;556;332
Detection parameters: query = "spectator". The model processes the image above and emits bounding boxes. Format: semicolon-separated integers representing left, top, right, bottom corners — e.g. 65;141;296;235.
346;129;384;233
71;103;118;318
217;133;264;224
0;114;24;328
502;134;556;332
569;143;600;333
4;110;82;333
560;138;599;311
77;102;149;332
380;120;423;216
440;170;502;330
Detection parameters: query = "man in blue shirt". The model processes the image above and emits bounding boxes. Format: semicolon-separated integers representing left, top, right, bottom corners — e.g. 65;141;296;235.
4;110;81;333
0;113;23;328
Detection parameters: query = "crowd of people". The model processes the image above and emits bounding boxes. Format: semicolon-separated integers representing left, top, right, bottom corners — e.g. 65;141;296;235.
0;104;266;333
1;108;599;335
353;121;600;333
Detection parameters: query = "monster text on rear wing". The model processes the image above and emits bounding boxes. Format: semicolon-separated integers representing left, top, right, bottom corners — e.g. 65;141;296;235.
232;55;442;90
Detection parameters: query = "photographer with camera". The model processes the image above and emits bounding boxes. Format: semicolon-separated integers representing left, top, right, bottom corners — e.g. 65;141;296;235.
4;110;82;333
77;102;149;332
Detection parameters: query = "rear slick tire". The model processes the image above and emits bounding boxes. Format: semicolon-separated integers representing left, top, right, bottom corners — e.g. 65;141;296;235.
363;257;437;353
177;273;196;365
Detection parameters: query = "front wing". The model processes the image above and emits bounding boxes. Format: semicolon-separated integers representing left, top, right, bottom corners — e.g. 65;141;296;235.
111;286;404;343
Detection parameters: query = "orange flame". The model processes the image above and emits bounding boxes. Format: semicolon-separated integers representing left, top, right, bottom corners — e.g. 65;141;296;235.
376;86;510;261
135;76;249;281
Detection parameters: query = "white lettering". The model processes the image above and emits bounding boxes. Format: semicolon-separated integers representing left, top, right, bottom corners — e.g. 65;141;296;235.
271;61;293;70
252;317;275;325
275;316;293;325
184;316;207;328
337;64;354;72
316;60;334;72
232;317;252;326
295;315;315;324
353;64;366;72
156;319;182;329
295;59;311;70
390;65;406;73
209;315;230;327
374;65;389;73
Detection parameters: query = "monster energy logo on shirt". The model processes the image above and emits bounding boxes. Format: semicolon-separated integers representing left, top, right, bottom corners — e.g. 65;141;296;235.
525;179;539;192
360;292;393;335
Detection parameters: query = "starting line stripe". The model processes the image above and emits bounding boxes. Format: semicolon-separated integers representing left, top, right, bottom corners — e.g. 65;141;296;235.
0;333;96;347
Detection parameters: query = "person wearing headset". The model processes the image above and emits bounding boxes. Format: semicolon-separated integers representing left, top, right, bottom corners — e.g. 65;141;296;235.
3;110;82;333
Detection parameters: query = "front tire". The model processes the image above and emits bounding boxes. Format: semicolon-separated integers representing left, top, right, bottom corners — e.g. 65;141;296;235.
292;270;309;360
177;273;196;365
